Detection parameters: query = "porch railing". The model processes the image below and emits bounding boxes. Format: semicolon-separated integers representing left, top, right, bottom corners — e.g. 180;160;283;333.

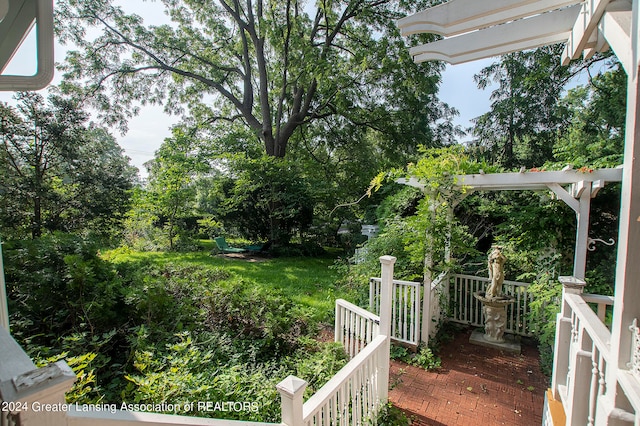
0;256;397;426
449;274;533;336
335;299;380;358
549;276;639;425
369;277;421;347
302;335;387;425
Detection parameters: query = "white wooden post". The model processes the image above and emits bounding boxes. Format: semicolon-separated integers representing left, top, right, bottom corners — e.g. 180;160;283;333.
378;255;395;403
1;361;76;426
0;240;9;331
277;375;307;426
598;3;640;423
573;181;591;280
551;276;586;401
421;203;436;345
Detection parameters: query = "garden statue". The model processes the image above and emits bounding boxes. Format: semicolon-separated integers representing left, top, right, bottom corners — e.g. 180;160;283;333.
471;246;518;352
486;246;507;299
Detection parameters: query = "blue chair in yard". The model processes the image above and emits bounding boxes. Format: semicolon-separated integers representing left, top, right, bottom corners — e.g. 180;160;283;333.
214;237;247;254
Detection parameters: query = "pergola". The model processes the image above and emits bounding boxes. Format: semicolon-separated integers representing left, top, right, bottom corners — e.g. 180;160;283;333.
401;167;623;280
398;0;640;423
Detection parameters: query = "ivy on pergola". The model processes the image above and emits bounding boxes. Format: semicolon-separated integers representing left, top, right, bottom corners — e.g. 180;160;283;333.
398;167;623;280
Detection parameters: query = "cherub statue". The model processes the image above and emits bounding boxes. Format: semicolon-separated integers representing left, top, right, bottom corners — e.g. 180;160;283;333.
486;246;506;299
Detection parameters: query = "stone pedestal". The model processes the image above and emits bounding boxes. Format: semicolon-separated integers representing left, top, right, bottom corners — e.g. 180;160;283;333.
471;291;521;354
469;330;521;354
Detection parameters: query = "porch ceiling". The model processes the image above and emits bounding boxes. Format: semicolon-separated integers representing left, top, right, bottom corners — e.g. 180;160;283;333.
398;0;630;71
0;0;54;90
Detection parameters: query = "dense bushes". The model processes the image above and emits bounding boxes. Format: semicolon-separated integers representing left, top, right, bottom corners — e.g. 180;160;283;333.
5;234;348;421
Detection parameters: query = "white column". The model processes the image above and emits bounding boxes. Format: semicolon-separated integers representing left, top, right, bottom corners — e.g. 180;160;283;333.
277;375;307;426
421;204;436;345
598;2;640;422
0;240;8;331
378;255;395;403
573;182;592;280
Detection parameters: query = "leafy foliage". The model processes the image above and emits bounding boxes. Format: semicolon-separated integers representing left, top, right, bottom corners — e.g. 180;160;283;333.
198;155;315;245
376;402;412;425
390;344;441;371
6;238;351;421
140;127;211;250
0;92;135;239
57;0;450;160
470;45;573;168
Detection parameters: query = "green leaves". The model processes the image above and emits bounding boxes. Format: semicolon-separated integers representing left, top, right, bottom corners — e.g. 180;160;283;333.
57;0;451;159
0;93;135;239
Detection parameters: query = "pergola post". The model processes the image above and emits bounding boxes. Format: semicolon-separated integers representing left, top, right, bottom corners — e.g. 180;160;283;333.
599;4;640;420
572;181;592;281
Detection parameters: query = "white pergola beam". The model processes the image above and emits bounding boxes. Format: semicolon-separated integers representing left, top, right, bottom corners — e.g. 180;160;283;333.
562;0;615;65
409;5;582;65
397;0;582;38
455;168;623;190
548;183;580;212
597;3;633;73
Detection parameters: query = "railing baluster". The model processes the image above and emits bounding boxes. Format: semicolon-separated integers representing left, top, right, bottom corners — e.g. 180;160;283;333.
587;344;599;426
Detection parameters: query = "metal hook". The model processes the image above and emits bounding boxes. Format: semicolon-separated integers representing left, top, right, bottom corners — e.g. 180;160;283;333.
587;237;616;251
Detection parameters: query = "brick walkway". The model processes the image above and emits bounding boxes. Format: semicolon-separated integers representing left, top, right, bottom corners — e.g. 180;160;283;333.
388;327;549;426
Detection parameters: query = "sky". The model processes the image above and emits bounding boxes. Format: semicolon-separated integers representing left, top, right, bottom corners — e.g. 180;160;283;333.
0;4;494;178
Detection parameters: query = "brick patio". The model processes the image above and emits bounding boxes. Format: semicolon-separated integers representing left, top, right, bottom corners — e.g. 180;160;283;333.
389;327;549;425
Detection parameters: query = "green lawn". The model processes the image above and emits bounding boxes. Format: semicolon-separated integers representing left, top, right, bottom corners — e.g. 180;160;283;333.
104;245;357;324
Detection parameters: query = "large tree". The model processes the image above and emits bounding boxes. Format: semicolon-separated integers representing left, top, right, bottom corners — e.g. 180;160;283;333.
57;0;448;159
0;92;136;239
470;45;576;169
144;126;210;249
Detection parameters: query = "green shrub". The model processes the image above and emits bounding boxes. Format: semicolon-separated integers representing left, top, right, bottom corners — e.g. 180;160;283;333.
376;403;411;425
390;343;441;371
5;233;125;341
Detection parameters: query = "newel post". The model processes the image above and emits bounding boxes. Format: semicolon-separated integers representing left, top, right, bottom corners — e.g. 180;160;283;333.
378;255;396;403
277;375;307;426
0;361;76;426
551;276;586;401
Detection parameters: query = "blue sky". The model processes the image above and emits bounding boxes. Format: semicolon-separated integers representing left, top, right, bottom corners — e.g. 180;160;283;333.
0;5;494;177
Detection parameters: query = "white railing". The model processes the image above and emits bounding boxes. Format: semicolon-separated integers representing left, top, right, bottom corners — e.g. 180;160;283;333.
335;299;380;359
302;335;387;425
369;277;421;347
549;276;639;426
449;274;533;336
0;256;397;426
66;411;278;426
581;293;614;325
424;271;448;341
555;292;612;425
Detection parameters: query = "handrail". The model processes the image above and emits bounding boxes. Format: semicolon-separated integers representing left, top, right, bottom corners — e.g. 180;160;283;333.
565;293;612;362
302;335;387;424
581;293;615;323
453;273;530;287
369;277;422;287
336;299;380;323
0;326;35;383
581;294;614;305
430;271;448;290
335;299;380;358
66;410;280;426
369;277;421;347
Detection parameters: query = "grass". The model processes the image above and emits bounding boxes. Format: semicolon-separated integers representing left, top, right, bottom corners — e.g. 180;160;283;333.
104;244;358;324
